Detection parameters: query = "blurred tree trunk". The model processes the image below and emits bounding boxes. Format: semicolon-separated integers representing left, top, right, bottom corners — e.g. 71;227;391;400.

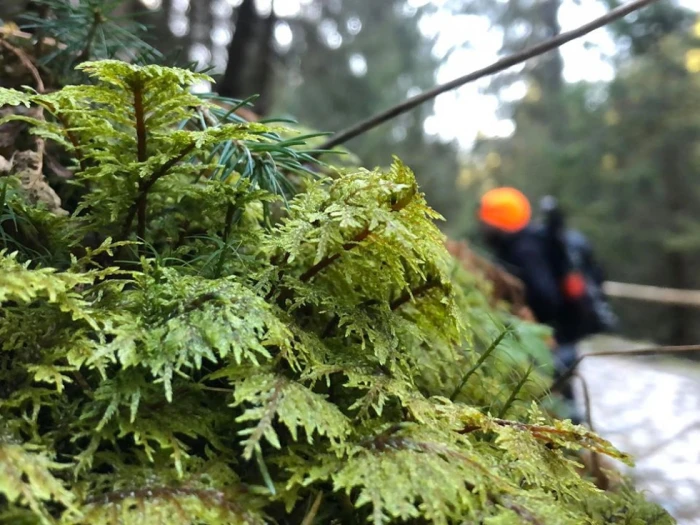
190;0;213;60
218;0;257;99
250;9;276;115
536;0;563;96
139;0;176;55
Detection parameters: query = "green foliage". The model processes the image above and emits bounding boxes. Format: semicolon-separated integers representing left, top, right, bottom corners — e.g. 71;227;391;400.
19;0;162;80
0;60;673;524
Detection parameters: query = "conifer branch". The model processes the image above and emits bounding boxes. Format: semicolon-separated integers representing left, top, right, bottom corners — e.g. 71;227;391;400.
75;8;104;65
315;0;661;152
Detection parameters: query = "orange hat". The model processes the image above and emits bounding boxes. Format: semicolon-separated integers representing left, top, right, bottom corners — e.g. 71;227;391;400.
479;187;531;233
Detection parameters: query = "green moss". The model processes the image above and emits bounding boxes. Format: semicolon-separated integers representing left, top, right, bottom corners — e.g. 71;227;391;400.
0;61;674;524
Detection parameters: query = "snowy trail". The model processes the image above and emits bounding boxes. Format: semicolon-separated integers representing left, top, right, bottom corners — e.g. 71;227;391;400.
576;336;700;524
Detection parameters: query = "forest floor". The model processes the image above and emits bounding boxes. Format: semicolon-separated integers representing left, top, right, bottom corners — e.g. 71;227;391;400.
577;335;700;524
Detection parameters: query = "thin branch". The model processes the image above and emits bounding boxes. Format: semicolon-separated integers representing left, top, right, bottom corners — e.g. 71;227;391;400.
389;276;441;311
74;8;104;65
633;420;700;460
573;373;594;431
121;143;197;241
0;26;68;51
571;372;610;491
315;0;661;152
299;226;371;282
450;327;512;401
0;38;45;92
551;344;700;393
300;491;323;525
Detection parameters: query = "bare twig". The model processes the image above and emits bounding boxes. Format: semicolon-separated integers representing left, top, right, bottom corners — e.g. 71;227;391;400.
573;373;594;432
315;0;661;152
0;38;45;93
571;372;609;490
551;344;700;393
634;420;700;460
300;491;323;525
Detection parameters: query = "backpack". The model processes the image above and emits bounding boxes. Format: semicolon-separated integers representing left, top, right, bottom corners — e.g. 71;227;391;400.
541;225;617;340
540;212;617;340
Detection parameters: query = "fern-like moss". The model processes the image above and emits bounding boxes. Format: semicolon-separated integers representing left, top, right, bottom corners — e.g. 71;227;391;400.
0;61;674;525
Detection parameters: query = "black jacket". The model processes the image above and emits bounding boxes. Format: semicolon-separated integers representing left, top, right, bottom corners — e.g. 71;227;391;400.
488;226;562;330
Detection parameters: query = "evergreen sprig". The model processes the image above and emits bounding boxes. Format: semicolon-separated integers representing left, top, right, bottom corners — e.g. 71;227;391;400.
19;0;161;77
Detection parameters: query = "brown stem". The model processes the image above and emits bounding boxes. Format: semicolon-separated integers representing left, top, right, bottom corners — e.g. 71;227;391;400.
571;372;609;490
121;143;196;241
133;81;147;163
54;112;86;172
270;189;416;306
300;226;371;283
83;486;254;521
390;277;441;311
315;0;661;153
71;370;93;399
136;195;147;242
298;189;415;283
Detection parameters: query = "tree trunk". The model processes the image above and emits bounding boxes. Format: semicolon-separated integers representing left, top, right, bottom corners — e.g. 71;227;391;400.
218;0;257;99
251;9;276;115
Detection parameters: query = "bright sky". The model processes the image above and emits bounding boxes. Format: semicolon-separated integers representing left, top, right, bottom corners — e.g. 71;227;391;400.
416;0;699;148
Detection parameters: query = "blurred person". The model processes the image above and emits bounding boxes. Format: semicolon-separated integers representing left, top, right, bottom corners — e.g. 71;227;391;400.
477;188;615;424
537;196;617;343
